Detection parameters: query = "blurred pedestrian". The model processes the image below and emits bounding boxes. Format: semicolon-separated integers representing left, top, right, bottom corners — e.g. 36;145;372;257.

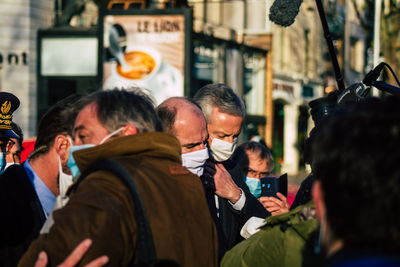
311;96;400;265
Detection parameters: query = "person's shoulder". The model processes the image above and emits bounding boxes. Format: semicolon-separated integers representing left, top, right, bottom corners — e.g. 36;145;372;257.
221;223;284;267
0;164;35;205
0;164;28;186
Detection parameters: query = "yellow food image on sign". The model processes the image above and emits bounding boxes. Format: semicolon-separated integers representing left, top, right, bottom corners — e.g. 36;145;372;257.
1;101;11;114
117;51;156;79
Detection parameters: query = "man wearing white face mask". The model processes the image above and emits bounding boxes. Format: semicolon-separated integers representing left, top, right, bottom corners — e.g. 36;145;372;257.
0;94;84;267
157;97;209;176
193;84;269;258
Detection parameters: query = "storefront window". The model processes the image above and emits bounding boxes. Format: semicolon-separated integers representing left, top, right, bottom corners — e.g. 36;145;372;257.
193;40;222;94
243;51;265;116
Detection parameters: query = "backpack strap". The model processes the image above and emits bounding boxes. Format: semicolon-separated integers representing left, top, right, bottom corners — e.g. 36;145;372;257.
73;159;156;266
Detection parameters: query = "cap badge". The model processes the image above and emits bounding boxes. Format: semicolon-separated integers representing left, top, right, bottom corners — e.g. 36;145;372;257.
1;101;11;114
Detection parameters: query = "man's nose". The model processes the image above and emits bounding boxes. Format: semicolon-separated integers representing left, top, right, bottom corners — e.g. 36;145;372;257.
226;136;235;143
256;173;264;179
191;142;206;152
73;138;82;146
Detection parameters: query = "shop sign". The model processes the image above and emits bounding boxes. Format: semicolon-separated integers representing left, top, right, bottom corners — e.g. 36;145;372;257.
101;9;191;104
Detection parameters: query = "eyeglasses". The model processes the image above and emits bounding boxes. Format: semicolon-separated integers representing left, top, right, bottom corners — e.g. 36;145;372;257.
245;168;272;179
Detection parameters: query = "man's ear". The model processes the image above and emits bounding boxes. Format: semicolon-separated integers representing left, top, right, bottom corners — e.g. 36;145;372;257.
54;135;70;161
122;124;138;136
312;180;325;222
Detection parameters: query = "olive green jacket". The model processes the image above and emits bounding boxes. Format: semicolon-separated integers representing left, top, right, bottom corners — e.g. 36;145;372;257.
221;201;321;267
19;133;218;267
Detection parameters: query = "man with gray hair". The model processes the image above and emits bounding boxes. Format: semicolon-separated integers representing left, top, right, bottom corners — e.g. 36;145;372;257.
18;89;218;267
193;83;269;256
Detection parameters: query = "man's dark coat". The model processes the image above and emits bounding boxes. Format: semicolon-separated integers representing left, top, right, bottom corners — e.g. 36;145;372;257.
0;164;46;267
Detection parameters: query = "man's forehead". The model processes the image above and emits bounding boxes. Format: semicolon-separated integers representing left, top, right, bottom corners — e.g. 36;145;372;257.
209;108;242;131
74;103;97;126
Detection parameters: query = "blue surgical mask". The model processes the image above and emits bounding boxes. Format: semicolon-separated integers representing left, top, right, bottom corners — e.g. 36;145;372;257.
67;144;95;178
0;152;6;174
245;176;261;198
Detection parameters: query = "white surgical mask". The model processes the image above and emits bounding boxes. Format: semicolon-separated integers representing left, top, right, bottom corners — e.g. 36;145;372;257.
181;147;209;176
210;138;237;162
100;127;124;144
58;156;73;196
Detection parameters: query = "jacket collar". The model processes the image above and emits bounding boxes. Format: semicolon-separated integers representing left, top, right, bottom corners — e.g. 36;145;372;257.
73;132;182;174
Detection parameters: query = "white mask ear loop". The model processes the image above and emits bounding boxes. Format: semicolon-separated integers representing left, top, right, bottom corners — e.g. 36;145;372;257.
67;137;73;146
100;127;124;144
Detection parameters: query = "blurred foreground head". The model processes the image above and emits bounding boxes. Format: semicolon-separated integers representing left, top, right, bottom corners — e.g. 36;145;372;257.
311;96;400;254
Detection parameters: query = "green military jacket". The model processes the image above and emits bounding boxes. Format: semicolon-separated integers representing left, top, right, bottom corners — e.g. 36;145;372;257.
221;201;322;267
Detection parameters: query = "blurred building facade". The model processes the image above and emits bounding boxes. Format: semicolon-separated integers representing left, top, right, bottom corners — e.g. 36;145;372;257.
0;0;54;137
0;0;372;178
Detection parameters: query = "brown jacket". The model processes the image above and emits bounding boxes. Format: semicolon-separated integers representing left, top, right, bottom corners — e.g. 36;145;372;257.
18;133;218;267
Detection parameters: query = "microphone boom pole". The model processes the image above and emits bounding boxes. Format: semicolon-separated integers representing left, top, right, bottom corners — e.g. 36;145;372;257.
315;0;345;91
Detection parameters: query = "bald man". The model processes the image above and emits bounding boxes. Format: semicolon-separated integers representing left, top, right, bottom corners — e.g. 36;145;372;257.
157;97;269;260
157;97;209;176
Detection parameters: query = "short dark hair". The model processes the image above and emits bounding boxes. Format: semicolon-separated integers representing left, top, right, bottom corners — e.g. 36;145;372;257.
193;83;245;122
78;88;163;133
156;105;177;135
311;96;400;252
232;141;274;172
11;122;23;150
31;94;84;159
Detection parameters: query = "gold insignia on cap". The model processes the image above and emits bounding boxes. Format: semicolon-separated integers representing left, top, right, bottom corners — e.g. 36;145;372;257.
1;101;11;114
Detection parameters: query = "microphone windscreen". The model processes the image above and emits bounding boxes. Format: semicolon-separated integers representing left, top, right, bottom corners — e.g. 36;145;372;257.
269;0;303;27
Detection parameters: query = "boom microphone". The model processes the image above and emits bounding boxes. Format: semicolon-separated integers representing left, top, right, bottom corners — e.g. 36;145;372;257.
269;0;304;27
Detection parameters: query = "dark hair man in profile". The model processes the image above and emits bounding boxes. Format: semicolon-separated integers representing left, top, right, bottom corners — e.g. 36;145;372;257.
311;96;400;265
0;94;83;267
